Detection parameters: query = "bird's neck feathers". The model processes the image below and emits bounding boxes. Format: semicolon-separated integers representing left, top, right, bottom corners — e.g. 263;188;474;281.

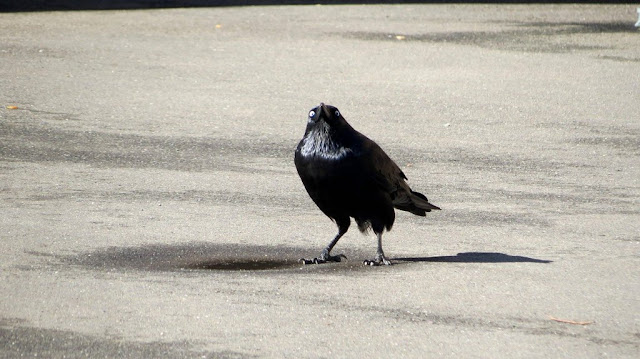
299;120;353;160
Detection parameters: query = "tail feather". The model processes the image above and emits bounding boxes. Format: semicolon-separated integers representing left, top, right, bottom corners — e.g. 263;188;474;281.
393;190;440;216
411;191;441;211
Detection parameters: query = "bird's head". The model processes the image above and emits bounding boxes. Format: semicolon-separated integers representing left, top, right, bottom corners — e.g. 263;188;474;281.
307;103;346;128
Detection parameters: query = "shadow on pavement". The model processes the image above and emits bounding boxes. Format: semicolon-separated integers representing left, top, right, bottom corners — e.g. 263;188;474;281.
395;252;553;263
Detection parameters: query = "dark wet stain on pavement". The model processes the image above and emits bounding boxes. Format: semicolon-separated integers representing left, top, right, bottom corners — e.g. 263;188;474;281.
0;318;243;359
342;22;637;55
0;119;291;173
58;242;306;273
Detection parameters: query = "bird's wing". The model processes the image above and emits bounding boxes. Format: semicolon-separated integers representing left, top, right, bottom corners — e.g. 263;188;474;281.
357;138;408;196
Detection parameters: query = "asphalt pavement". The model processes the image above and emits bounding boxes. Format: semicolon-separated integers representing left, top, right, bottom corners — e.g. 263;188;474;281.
1;4;639;358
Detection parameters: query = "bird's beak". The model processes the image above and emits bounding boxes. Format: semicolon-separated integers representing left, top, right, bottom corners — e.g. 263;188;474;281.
319;103;330;119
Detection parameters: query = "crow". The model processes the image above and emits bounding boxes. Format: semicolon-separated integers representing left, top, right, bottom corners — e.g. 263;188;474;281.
294;103;440;266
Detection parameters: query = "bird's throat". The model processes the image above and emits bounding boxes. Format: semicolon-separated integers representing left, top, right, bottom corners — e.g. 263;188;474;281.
300;121;352;160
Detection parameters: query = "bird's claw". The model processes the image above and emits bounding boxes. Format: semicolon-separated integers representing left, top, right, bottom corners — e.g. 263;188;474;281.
300;253;347;265
362;259;392;266
299;258;323;265
363;255;392;266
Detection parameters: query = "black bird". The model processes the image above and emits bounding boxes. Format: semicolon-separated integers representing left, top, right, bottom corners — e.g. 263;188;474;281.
294;103;440;266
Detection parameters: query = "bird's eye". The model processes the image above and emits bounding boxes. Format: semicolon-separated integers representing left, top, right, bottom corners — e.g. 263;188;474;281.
309;110;316;118
335;110;340;117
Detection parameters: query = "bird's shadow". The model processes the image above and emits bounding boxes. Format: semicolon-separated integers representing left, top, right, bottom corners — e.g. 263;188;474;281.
394;252;552;264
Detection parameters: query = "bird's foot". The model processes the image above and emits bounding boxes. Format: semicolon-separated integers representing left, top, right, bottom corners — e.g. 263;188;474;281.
363;253;392;266
300;249;347;265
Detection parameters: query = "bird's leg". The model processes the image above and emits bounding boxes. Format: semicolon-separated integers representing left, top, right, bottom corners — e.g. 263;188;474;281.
301;224;348;265
317;232;348;263
363;232;392;266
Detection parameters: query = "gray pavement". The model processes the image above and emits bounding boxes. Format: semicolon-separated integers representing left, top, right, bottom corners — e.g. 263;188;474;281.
1;4;639;358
